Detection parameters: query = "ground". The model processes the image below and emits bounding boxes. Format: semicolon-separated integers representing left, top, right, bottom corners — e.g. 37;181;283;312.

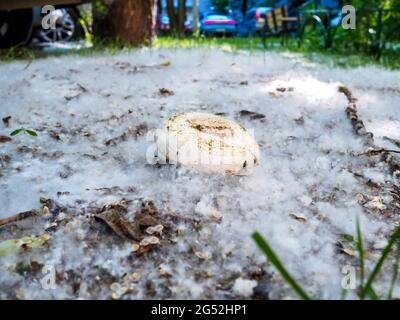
0;48;399;299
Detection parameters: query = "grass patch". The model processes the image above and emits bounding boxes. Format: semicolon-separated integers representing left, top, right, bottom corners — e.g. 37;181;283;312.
252;231;311;300
0;39;129;63
253;221;400;300
1;35;399;70
154;36;400;69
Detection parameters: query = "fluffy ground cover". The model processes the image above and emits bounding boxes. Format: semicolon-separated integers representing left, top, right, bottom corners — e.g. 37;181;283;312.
0;48;399;299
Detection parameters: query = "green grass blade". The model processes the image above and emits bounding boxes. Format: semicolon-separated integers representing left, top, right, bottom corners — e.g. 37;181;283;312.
10;128;24;136
252;231;311;300
25;129;38;136
356;218;365;292
365;286;379;300
340;288;348;300
361;226;400;299
387;241;400;300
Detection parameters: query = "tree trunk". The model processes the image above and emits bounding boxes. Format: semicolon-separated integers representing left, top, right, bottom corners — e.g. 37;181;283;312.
242;0;248;14
166;0;179;34
93;0;157;46
166;0;186;36
178;0;186;35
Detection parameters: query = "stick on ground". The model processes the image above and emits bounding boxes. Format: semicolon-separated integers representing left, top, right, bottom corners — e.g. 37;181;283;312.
0;210;37;227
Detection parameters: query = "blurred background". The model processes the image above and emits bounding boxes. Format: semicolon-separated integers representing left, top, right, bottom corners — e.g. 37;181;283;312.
0;0;399;67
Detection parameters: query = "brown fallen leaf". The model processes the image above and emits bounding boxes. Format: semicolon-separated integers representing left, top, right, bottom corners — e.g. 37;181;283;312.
0;135;11;143
2;116;11;127
239;110;266;120
288;213;307;222
95;200;161;241
49;130;61;141
95;204;142;241
276;87;294;92
105;123;147;146
355;193;367;205
159;88;174;97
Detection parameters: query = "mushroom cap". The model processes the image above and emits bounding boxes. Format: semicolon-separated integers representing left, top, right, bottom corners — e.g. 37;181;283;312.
155;112;260;175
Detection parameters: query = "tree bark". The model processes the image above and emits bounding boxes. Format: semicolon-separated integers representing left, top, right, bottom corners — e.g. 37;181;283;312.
166;0;179;34
242;0;248;14
166;0;186;36
178;0;186;34
93;0;157;46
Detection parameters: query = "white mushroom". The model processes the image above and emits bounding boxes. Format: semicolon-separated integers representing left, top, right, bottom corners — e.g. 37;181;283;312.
155;112;260;175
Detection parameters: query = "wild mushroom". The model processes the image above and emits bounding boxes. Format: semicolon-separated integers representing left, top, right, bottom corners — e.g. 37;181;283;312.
155;112;260;175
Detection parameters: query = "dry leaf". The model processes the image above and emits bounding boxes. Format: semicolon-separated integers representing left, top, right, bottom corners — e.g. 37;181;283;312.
238;110;266;120
95;200;163;243
342;248;356;256
355;193;367;205
289;213;307;222
0;135;12;143
2;116;11;127
159;88;174;96
365;197;387;210
95;204;142;240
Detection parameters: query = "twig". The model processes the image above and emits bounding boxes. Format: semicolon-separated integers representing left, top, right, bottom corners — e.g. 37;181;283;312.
354;148;400;157
23;58;33;71
0;210;37;227
383;136;400;148
339;85;400;175
338;86;374;145
164;212;221;224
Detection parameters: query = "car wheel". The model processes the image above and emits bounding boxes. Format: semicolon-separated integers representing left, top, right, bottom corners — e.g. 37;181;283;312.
36;8;81;43
0;9;33;49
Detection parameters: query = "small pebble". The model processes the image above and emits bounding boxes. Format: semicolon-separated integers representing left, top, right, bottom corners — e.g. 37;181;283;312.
148;236;160;245
355;193;367;205
146;224;164;234
158;265;171;276
42;206;50;215
130;272;140;282
177;225;186;236
110;282;128;299
131;243;140;252
195;251;211;260
140;236;159;246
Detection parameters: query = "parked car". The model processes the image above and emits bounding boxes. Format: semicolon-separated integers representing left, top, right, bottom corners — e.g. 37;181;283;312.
200;13;237;37
157;14;193;35
0;0;87;48
238;7;272;37
158;14;171;34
